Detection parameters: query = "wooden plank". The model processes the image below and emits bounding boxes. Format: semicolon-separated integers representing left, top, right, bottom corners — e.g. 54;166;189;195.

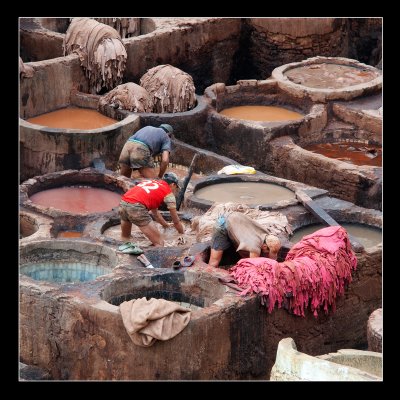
295;190;340;227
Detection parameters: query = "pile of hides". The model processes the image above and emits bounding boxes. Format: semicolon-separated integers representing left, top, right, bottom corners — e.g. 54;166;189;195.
120;297;191;347
140;64;196;113
94;18;141;38
19;57;34;78
98;82;154;112
191;202;292;242
64;17;127;94
229;226;357;317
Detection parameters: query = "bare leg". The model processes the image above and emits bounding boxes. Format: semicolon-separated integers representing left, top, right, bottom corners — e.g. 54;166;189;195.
139;221;164;246
121;220;133;241
138;167;157;179
208;249;224;268
120;163;132;178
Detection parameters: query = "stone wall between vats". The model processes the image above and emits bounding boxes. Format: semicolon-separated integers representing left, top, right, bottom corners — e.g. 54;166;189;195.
123;18;241;93
19;54;88;119
20;27;65;62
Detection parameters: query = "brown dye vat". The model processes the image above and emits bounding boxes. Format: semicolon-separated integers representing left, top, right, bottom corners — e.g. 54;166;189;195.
219;105;303;122
26;107;117;129
194;182;295;204
291;223;382;248
57;231;83;238
303;142;382;167
102;220;196;248
284;63;379;89
30;187;121;214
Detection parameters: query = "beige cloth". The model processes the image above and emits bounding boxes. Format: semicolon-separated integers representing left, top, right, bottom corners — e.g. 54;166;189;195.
64;18;127;94
120;297;191;347
192;202;292;242
98;82;154;112
140;64;196;113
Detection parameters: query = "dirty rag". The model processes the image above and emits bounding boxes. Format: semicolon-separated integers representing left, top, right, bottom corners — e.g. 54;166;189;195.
120;297;191;347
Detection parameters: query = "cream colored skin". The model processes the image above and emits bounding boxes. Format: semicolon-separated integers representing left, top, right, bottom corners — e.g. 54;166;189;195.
121;182;184;246
208;242;276;268
120;150;170;179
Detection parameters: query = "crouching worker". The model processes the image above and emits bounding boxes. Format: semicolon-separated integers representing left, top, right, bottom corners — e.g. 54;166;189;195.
208;211;282;268
119;172;184;246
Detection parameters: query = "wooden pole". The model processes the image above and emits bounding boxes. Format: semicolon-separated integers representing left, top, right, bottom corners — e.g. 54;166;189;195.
176;153;199;210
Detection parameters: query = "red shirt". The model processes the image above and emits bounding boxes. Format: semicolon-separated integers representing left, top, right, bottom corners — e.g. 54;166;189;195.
121;179;175;210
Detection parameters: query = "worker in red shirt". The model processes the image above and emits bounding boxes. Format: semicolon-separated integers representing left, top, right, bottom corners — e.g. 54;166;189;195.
119;172;184;246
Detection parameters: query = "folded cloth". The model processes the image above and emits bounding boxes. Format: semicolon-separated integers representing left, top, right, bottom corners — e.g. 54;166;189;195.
120;297;191;347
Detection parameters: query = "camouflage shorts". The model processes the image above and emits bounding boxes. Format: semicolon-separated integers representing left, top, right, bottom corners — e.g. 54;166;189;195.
119;201;152;227
210;215;231;251
118;141;154;169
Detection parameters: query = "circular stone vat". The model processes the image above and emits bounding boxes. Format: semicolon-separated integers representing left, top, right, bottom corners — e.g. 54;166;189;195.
271;338;382;381
204;80;326;170
219;105;304;122
187;175;299;211
290;223;382;250
267;133;382;210
20;240;117;283
19;107;139;182
26;107;118;130
272;56;382;102
303;140;381;167
20;169;131;218
30;186;121;214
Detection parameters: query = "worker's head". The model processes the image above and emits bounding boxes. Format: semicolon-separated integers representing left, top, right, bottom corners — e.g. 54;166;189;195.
162;172;180;192
261;234;281;260
159;124;174;136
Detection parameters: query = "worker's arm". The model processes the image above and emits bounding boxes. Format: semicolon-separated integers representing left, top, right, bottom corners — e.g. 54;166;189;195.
158;150;170;179
150;208;169;228
248;250;261;258
169;208;184;234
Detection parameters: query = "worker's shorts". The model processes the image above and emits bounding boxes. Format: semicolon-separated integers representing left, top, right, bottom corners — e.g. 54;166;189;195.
119;200;152;227
118;141;154;169
210;215;231;251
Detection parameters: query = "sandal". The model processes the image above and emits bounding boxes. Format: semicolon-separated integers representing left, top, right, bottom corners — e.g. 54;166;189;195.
118;242;136;251
120;243;143;255
182;255;195;267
